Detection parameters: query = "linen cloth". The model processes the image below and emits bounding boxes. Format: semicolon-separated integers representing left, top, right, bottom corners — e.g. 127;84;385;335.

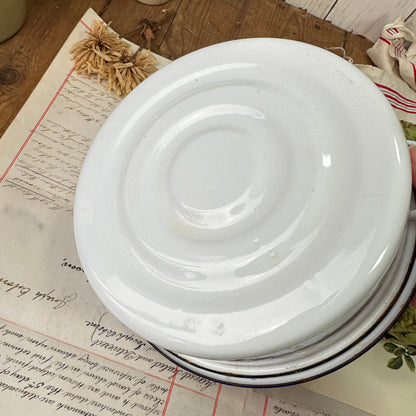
356;17;416;126
367;17;416;93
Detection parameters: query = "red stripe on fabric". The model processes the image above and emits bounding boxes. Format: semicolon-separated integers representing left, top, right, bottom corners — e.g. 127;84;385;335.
162;366;178;416
387;28;399;35
375;83;416;105
0;65;76;183
394;42;404;57
412;62;416;85
211;384;222;416
386;100;416;113
380;37;391;45
262;396;269;416
390;103;416;114
383;93;416;109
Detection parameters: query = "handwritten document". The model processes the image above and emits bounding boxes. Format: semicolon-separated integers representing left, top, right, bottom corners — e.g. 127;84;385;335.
0;8;413;416
2;74;123;211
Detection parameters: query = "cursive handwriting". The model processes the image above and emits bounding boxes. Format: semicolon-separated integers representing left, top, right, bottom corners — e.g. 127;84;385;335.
32;290;78;309
0;277;31;297
0;320;170;416
5;73;122;212
61;257;84;273
86;313;147;350
0;275;77;310
85;314;217;393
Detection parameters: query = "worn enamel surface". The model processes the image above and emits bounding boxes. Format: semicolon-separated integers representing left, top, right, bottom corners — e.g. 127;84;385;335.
74;39;411;360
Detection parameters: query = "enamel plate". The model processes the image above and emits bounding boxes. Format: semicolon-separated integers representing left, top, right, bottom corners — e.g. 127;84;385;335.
74;39;411;361
156;216;416;386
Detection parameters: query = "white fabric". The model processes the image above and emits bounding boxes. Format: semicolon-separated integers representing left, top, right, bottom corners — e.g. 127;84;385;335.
356;64;416;124
367;16;416;92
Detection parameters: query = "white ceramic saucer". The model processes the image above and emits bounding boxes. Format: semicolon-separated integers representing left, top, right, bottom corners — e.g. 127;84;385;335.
156;215;416;386
74;39;411;361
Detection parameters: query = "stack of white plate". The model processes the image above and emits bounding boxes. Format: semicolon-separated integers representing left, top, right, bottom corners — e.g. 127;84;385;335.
74;39;416;387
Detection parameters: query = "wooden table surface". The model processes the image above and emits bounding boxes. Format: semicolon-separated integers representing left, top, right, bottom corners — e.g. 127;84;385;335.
0;0;373;139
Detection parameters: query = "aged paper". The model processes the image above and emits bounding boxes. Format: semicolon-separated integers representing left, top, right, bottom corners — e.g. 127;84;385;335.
303;343;416;416
2;7;416;416
0;8;352;416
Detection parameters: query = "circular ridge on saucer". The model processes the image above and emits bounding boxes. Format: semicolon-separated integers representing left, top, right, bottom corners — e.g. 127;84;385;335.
74;38;411;360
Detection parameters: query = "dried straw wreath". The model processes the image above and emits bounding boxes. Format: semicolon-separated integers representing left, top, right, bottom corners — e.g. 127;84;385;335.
70;20;158;96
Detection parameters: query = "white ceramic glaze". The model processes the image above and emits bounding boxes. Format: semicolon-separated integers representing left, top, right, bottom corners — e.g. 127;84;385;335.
74;38;411;360
157;215;416;386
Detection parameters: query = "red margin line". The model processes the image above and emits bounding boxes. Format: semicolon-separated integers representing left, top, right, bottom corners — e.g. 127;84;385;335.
80;19;92;32
0;65;75;184
0;17;94;184
162;366;178;416
211;384;222;416
0;315;216;399
175;384;214;400
1;15;218;408
262;396;269;416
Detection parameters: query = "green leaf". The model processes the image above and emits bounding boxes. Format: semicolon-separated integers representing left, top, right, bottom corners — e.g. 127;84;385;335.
383;342;398;353
393;347;406;356
407;346;416;355
386;332;416;347
387;356;403;370
401;120;416;142
404;355;415;372
403;333;416;345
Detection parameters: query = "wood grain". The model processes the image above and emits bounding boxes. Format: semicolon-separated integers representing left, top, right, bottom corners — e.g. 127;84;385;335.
327;0;416;41
287;0;416;42
284;0;336;18
344;32;373;65
0;0;108;138
100;0;183;54
234;0;346;50
159;0;246;60
0;0;379;140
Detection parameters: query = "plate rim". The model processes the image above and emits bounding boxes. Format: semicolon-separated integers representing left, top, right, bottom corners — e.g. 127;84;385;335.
74;37;412;360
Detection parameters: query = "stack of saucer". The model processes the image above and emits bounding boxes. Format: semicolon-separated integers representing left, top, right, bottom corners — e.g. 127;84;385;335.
74;39;416;386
